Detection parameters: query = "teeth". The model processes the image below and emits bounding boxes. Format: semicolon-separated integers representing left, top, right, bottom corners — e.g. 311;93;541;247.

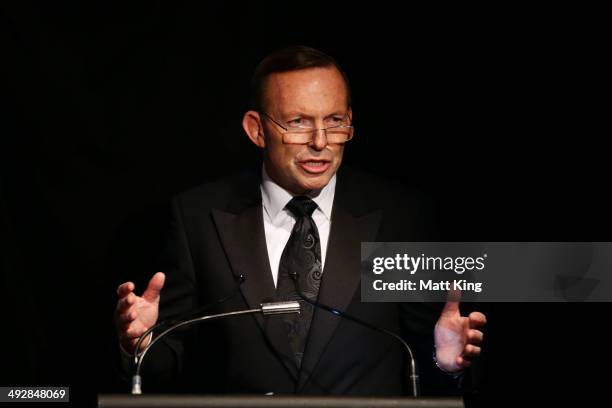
305;161;324;166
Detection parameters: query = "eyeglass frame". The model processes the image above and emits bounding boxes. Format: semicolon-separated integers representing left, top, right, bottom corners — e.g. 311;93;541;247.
259;111;354;145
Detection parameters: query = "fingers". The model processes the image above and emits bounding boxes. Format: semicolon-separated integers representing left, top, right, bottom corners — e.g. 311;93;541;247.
463;344;481;357
441;289;461;316
468;311;487;329
116;281;135;298
455;343;482;370
115;298;138;334
456;355;472;369
117;307;149;340
115;273;163;353
467;329;484;345
142;272;165;303
116;292;136;313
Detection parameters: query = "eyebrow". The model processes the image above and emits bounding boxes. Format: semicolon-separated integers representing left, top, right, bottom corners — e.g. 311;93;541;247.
280;111;348;119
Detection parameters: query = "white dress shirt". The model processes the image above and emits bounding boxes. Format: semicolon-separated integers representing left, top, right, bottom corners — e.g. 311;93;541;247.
260;166;336;288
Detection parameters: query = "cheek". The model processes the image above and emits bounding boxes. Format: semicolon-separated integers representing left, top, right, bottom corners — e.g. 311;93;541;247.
285;146;309;162
331;146;345;163
268;144;301;168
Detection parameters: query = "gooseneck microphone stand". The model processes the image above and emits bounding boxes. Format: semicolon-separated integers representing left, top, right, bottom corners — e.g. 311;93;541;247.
131;301;301;394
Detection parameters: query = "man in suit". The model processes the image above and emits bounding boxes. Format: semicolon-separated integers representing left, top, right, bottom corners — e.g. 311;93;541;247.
114;46;486;395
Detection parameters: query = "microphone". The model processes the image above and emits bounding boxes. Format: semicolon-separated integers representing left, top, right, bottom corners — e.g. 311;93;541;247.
289;271;420;397
131;300;301;394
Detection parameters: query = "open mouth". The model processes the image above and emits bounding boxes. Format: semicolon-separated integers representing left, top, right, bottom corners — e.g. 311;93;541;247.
298;160;331;174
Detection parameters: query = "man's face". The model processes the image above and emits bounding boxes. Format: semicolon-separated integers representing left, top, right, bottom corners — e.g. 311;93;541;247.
259;66;351;195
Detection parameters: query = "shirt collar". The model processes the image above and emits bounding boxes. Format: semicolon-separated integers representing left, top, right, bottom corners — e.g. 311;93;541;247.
261;165;336;223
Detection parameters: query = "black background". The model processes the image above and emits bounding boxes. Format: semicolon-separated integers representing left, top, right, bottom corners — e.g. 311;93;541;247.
2;2;610;407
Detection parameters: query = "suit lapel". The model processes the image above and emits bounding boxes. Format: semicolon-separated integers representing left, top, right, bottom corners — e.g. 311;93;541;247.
208;167;383;388
212;202;299;380
211;206;275;311
297;204;382;391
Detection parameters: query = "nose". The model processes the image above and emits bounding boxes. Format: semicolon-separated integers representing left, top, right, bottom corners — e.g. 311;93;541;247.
310;128;328;151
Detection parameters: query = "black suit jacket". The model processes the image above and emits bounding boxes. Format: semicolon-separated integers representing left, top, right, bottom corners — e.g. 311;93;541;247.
138;166;454;395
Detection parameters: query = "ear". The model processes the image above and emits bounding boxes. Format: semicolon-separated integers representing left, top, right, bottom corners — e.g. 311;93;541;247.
348;107;353;122
242;110;266;148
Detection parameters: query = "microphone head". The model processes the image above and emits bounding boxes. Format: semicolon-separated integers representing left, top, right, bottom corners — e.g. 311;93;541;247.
261;301;301;316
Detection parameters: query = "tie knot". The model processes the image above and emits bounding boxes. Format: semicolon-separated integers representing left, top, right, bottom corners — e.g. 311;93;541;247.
286;196;318;218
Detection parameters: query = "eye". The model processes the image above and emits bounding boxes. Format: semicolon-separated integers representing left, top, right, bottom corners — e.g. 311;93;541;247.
326;115;347;126
286;117;313;128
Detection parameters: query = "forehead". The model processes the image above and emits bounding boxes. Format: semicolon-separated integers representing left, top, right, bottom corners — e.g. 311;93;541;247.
264;67;349;114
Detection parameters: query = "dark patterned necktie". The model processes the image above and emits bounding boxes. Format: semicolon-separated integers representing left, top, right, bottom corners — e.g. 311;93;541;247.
276;196;323;368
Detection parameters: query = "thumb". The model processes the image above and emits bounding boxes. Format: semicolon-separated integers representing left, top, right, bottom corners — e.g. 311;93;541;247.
441;288;461;316
142;272;165;302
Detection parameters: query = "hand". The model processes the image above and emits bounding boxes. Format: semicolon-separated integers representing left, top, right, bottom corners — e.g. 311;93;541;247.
434;290;486;373
114;272;165;354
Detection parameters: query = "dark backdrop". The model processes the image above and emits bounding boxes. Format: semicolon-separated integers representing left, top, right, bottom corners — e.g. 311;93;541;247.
2;2;609;407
